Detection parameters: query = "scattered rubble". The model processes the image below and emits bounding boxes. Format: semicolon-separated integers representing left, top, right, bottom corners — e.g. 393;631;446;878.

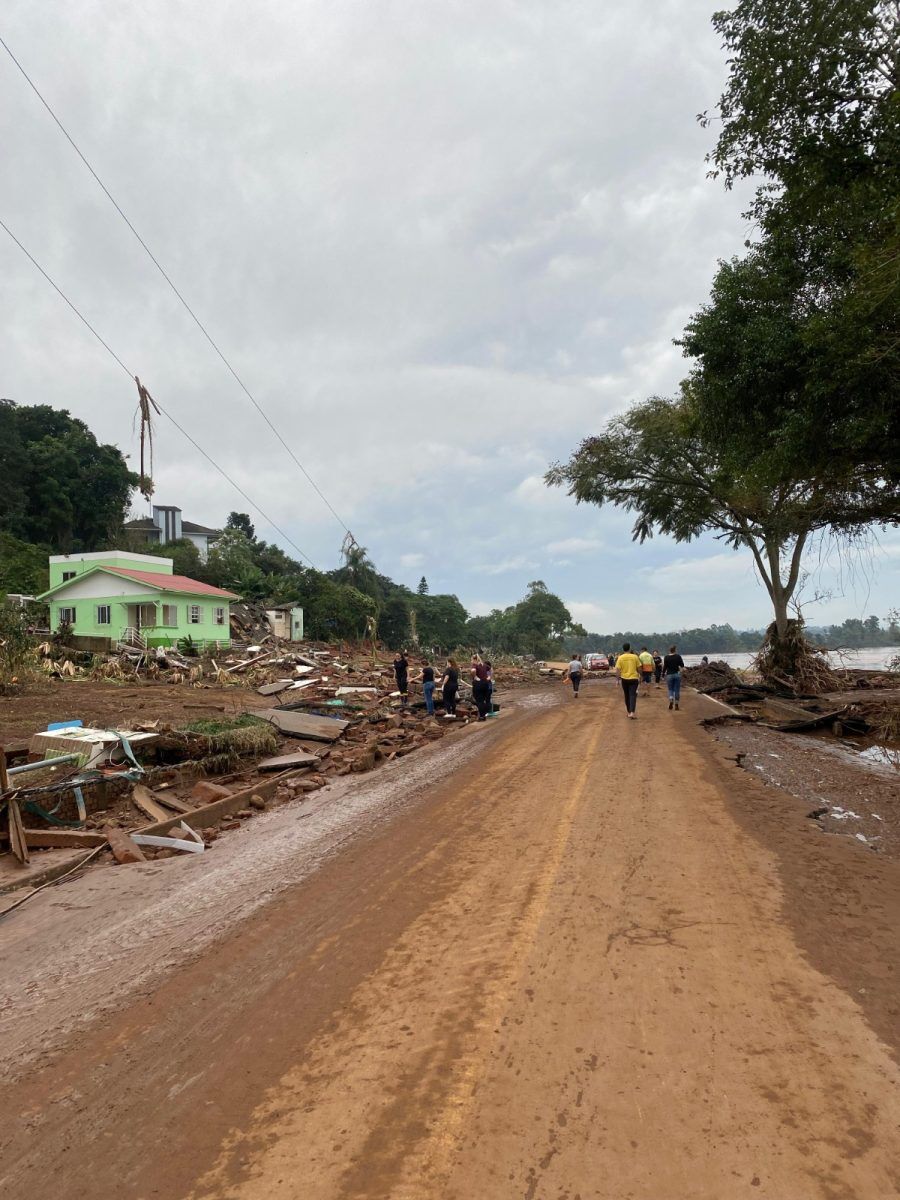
2;641;549;904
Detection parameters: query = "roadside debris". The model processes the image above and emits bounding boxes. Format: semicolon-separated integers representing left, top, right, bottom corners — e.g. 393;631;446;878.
2;642;550;903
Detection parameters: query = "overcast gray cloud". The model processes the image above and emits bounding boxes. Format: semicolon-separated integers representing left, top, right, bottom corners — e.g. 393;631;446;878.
2;1;897;632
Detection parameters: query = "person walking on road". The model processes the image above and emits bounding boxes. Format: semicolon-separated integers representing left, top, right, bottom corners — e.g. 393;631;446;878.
616;642;641;719
441;658;460;719
470;654;491;721
663;644;685;710
566;654;584;699
652;649;663;687
393;650;409;703
639;647;654;693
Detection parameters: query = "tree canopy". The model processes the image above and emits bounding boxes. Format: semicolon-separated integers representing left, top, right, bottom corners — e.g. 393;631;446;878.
0;400;138;551
464;581;585;658
699;0;900;480
547;387;897;637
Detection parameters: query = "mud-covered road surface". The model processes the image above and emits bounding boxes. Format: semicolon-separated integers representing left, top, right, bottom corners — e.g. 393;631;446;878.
2;678;899;1199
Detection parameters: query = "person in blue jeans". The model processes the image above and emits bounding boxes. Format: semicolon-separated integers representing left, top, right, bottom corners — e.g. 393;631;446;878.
663;644;685;710
417;663;436;715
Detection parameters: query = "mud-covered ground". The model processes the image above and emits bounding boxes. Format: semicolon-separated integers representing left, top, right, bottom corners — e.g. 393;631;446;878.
0;678;252;744
706;714;900;860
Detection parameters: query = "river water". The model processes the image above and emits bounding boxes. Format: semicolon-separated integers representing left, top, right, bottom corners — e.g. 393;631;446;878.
679;647;900;672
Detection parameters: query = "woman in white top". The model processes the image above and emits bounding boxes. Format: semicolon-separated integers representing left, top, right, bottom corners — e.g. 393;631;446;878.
566;654;584;698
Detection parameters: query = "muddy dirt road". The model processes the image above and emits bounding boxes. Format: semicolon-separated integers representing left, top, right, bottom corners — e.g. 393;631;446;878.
2;680;900;1199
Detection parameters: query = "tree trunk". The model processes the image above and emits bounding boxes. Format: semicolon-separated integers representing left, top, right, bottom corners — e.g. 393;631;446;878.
771;591;790;640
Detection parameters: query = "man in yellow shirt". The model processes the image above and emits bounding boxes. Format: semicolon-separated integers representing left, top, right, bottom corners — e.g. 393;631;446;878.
615;642;642;719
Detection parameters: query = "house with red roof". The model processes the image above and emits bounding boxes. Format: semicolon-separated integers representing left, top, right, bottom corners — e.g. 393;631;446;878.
37;551;239;651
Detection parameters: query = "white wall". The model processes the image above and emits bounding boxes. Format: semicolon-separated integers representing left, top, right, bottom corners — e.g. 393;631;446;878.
51;574;153;599
183;532;210;562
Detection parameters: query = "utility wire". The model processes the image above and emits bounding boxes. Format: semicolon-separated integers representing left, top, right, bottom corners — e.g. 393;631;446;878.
0;216;318;569
0;31;352;537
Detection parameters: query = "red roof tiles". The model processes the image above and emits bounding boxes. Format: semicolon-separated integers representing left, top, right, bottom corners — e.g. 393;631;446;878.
104;568;239;598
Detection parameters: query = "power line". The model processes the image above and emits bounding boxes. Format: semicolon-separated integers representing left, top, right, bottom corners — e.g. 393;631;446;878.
0;31;352;537
0;215;318;569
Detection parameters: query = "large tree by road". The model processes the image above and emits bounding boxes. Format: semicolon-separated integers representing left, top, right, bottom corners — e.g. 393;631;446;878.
546;391;897;641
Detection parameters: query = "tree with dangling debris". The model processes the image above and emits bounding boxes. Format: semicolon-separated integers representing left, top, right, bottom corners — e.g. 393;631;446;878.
333;537;383;604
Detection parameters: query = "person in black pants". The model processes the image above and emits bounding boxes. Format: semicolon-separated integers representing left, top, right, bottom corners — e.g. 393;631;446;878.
440;657;460;718
470;654;491;721
652;649;663;687
616;643;642;719
393;650;409;703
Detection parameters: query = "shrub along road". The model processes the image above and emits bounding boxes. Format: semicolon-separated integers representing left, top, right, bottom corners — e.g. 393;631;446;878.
1;679;899;1199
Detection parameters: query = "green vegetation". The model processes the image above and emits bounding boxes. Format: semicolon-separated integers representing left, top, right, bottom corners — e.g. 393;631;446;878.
0;400;138;553
0;531;49;595
813;615;900;649
0;600;33;687
465;581;586;659
563;624;764;656
180;713;269;735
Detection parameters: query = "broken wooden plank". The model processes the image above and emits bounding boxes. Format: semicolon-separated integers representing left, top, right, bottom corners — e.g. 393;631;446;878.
247;708;349;743
7;798;30;865
132;784;173;824
153;792;196;815
136;770;311;837
224;653;276;674
257;750;320;773
23;828;107;849
257;680;293;696
106;827;146;864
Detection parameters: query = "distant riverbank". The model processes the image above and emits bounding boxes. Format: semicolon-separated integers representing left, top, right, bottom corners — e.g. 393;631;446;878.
681;647;899;672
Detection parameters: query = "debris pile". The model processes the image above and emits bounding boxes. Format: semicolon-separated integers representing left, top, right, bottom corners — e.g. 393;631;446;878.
681;660;744;693
2;644;547;899
752;620;844;695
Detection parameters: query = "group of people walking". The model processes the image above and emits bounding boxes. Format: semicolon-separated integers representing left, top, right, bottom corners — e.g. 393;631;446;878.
564;644;686;719
392;652;495;722
614;643;684;718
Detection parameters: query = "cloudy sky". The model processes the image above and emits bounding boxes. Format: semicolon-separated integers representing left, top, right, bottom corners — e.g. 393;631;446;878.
2;1;897;633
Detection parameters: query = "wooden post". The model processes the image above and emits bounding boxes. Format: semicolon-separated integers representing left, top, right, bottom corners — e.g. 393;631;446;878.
2;748;30;865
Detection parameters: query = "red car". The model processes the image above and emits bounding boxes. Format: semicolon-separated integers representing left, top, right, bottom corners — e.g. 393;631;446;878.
584;654;610;672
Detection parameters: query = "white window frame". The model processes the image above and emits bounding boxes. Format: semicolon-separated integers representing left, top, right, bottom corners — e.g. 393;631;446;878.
96;604;111;625
59;606;76;624
62;570;76;581
161;604;178;627
214;606;225;626
188;604;202;625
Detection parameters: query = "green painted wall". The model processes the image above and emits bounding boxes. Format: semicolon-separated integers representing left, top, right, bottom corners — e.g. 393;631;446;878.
50;592;231;648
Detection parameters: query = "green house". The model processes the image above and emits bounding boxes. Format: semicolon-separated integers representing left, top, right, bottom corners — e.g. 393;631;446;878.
37;551;239;651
